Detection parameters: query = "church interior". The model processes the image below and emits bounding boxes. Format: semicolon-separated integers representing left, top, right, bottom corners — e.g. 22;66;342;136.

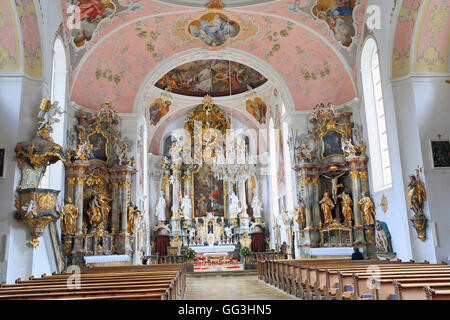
0;0;449;301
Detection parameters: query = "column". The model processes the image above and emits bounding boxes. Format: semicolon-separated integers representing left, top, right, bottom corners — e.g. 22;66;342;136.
111;181;119;234
170;165;181;233
120;178;131;234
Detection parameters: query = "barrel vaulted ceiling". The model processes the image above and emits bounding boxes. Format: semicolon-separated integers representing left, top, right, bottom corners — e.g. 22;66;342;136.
62;0;372;114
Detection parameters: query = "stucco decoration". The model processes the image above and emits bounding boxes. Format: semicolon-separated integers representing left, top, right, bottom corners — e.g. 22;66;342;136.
15;0;42;77
70;12;355;112
414;0;449;73
0;0;21;72
392;0;423;78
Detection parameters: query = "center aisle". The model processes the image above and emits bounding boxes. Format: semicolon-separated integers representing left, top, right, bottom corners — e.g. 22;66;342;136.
184;274;297;300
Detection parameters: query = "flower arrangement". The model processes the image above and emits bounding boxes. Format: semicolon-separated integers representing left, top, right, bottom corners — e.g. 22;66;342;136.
185;248;197;259
240;247;252;257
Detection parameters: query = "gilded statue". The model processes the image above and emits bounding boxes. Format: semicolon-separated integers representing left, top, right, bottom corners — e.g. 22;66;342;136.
407;172;427;217
295;197;306;229
87;193;111;229
358;192;376;225
239;231;252;249
61;198;78;235
319;191;335;224
127;200;141;234
170;233;182;255
337;190;353;222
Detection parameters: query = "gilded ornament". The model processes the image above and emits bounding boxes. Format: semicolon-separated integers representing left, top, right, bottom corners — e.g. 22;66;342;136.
37;193;56;211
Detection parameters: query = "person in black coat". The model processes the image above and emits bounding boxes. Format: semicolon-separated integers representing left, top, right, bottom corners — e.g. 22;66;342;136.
351;247;364;260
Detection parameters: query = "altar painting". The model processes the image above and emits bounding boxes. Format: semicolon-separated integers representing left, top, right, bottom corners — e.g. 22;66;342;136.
88;131;108;162
321;130;344;159
192;164;225;218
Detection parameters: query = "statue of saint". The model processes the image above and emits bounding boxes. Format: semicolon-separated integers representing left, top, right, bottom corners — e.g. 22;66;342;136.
181;194;192;220
155;194;166;222
229;192;242;218
251;194;262;218
61;198;78;235
319;191;335;225
358;192;376;225
407;173;427;216
239;231;252;249
127;200;141;234
337;190;353;222
322;172;345;204
170;233;182;255
375;221;392;253
87;193;110;229
295;197;306;229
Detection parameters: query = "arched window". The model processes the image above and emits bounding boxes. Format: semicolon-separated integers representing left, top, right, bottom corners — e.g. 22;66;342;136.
361;38;392;191
39;39;67;189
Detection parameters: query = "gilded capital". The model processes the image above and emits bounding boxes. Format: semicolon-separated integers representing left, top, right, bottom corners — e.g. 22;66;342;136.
349;171;359;180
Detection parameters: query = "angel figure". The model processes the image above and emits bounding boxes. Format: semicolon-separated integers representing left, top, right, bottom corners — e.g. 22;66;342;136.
342;138;358;155
75;140;93;160
296;143;312;162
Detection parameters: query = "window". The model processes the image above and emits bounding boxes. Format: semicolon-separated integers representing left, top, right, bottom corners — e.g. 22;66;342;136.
39;39;66;189
361;38;392;191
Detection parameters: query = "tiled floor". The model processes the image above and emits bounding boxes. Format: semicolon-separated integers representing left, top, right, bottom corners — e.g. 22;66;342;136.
184;274;297;300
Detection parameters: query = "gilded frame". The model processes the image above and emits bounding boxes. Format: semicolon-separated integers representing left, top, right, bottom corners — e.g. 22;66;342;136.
87;128;109;164
191;163;227;218
319;124;347;160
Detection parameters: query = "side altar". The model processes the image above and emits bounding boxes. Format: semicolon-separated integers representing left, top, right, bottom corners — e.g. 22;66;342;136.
62;102;144;266
151;96;268;258
290;103;378;258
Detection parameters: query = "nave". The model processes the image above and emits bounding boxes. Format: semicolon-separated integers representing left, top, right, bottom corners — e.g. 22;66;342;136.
185;273;295;300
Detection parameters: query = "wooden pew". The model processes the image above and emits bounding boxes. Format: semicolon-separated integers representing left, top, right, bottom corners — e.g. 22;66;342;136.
425;286;450;300
0;264;185;300
392;280;450;300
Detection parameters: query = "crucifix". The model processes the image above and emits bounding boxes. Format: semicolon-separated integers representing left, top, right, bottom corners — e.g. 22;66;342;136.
322;172;346;204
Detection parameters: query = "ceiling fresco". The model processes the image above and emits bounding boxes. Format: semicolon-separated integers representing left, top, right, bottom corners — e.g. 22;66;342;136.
155;59;268;97
60;0;375;113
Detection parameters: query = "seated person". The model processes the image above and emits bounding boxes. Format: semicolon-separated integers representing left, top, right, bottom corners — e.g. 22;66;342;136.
351;246;364;260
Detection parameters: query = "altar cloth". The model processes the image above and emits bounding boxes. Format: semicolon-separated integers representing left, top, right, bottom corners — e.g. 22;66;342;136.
84;255;131;264
310;247;353;256
191;245;235;253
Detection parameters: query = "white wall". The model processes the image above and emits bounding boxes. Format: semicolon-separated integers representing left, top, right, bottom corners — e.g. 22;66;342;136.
0;0;65;283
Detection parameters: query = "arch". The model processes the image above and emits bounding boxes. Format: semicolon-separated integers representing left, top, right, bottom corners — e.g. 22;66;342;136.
361;37;392;191
134;47;295;114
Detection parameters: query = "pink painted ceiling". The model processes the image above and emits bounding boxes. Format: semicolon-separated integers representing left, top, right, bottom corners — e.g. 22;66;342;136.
64;0;368;113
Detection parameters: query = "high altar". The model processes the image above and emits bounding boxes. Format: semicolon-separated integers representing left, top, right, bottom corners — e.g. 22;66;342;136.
291;103;377;258
152;96;268;257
